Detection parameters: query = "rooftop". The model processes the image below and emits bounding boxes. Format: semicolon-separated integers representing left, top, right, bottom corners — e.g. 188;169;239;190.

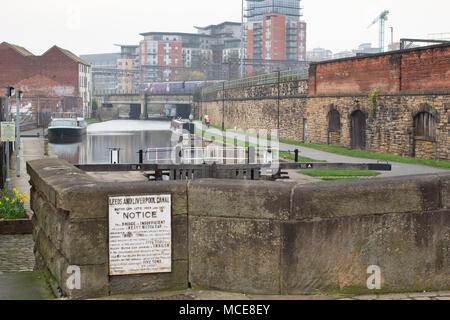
0;42;34;56
140;31;214;38
194;21;241;30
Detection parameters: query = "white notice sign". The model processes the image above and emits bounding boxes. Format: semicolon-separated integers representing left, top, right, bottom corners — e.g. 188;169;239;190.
108;194;172;275
1;122;15;142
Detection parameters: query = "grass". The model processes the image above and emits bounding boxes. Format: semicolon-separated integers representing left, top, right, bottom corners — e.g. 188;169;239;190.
321;177;361;182
85;119;100;125
300;169;382;177
279;151;326;163
279;139;450;170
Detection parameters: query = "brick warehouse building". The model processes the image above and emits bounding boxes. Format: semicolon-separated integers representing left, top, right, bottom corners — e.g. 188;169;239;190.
0;42;92;124
198;43;450;161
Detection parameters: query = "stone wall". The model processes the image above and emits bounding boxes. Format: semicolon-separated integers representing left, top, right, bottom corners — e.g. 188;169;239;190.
28;159;450;298
197;80;308;141
28;159;188;299
195;44;450;160
306;93;449;159
197;90;449;159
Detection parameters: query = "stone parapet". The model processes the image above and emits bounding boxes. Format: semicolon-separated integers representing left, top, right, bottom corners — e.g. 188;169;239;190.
28;159;450;298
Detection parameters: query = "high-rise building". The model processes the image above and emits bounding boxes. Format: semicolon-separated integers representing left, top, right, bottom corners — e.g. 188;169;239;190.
245;0;306;74
195;22;244;79
139;32;214;82
80;53;121;91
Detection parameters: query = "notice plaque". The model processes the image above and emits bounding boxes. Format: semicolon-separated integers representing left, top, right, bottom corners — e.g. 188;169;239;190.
108;194;172;275
1;122;15;142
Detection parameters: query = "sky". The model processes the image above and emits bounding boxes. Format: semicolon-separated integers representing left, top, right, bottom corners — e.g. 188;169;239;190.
1;0;449;56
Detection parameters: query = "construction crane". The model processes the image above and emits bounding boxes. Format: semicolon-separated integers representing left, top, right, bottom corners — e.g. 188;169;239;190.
368;10;389;52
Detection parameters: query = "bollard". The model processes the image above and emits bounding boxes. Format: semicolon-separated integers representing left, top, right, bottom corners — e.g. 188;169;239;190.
110;148;120;164
248;146;256;164
294;149;299;163
139;150;144;164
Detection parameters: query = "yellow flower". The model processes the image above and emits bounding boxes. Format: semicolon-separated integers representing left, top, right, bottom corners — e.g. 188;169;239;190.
5;197;9;202
23;192;27;196
11;199;16;204
13;188;17;193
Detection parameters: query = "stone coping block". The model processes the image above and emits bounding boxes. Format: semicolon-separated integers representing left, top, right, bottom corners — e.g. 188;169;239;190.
27;158;188;220
0;219;32;235
189;179;294;221
292;174;447;220
189;216;281;294
281;210;450;294
27;159;97;209
109;260;188;296
441;174;450;209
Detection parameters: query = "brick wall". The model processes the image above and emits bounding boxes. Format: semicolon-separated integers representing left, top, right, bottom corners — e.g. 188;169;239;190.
309;44;450;95
0;45;34;86
38;47;79;94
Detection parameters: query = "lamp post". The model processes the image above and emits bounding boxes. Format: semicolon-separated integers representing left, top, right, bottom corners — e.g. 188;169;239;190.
240;0;244;78
277;70;280;131
222;82;225;131
5;84;15;190
16;90;23;177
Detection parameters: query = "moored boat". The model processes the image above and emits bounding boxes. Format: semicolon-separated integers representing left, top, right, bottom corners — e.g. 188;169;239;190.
48;112;87;143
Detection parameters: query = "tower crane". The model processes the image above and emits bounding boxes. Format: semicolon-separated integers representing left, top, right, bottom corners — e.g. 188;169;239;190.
368;10;389;52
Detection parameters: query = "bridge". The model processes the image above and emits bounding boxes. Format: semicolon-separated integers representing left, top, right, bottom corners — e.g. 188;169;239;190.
93;90;194;119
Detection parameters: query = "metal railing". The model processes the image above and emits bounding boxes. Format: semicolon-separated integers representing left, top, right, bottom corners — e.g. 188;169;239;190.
201;67;309;94
94;89;141;96
143;146;276;165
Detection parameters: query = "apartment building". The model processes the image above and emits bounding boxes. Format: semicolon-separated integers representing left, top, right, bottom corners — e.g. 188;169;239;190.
245;0;306;74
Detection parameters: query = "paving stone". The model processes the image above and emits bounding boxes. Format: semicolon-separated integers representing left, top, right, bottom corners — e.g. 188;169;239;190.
354;295;378;300
377;294;410;300
408;292;441;298
0;235;35;273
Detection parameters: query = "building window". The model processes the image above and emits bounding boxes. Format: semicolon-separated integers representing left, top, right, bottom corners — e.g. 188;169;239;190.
414;112;436;138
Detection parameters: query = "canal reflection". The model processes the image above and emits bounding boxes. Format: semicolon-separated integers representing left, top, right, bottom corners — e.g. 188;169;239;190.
48;120;176;164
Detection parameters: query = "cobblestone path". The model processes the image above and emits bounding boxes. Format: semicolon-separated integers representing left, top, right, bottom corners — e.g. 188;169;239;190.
0;235;35;274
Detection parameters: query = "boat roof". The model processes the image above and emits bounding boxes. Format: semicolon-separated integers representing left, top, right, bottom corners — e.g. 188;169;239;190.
51;112;82;120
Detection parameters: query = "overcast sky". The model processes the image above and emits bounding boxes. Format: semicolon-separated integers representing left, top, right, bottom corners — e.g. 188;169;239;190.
2;0;449;56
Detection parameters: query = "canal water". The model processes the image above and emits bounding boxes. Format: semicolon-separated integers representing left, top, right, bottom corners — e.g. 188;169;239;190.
48;120;177;164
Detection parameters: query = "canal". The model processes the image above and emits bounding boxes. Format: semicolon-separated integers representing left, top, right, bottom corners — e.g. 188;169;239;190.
48;120;177;164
